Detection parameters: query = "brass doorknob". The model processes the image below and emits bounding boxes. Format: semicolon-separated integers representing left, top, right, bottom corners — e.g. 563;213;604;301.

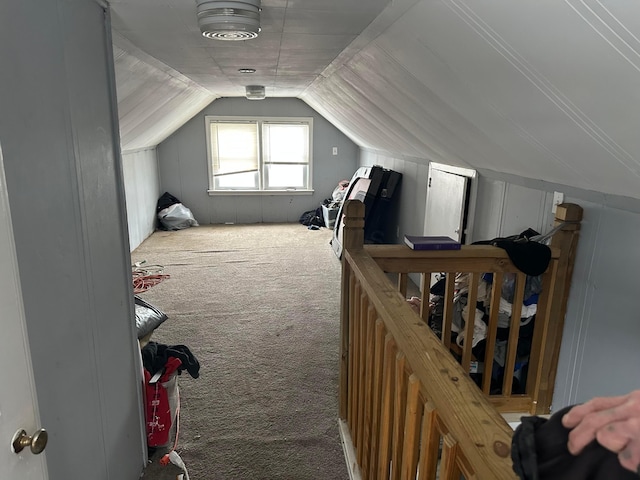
12;428;48;454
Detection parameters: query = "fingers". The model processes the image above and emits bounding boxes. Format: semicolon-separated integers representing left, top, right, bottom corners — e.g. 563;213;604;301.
564;391;640;459
565;405;628;454
562;394;629;428
595;419;635;454
596;415;640;473
565;395;640;455
618;438;640;474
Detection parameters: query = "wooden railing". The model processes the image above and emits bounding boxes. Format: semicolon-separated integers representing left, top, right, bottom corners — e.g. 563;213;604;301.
338;200;582;479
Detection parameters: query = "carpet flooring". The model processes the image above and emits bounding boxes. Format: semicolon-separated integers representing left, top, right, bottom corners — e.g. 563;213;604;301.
132;223;349;480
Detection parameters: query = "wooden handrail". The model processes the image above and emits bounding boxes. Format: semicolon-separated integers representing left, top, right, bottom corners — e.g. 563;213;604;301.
353;203;582;414
338;199;582;479
343;238;515;480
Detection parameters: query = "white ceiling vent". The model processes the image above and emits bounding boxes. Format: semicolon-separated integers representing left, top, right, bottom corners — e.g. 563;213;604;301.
196;0;261;41
245;85;265;100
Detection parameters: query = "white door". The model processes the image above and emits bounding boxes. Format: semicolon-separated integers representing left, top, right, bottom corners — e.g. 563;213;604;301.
423;167;469;242
0;144;48;479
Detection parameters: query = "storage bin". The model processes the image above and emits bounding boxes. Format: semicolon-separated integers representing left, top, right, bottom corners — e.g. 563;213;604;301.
322;205;339;229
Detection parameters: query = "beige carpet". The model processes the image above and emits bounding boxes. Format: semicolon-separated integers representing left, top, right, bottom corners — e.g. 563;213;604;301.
133;223;349;480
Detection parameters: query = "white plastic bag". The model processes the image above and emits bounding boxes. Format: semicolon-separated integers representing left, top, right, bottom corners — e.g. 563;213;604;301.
158;203;199;230
332;180;350;203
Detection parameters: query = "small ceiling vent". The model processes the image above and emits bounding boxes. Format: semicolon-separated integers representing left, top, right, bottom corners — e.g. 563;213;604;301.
245;85;265;100
196;0;261;41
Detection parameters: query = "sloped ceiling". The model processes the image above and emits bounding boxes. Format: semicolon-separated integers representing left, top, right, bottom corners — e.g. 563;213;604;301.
304;0;640;200
112;33;216;152
111;0;640;200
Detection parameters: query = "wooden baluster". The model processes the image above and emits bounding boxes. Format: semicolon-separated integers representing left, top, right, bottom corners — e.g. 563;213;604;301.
419;272;432;323
526;259;558;413
461;273;479;372
417;403;440;480
391;354;408;480
369;320;387;480
347;274;356;427
441;274;456;348
440;434;462;480
502;273;525;396
355;293;369;467
361;307;378;479
482;272;503;394
352;283;362;446
358;290;368;451
400;375;422;480
377;334;397;480
340;200;365;420
398;273;408;297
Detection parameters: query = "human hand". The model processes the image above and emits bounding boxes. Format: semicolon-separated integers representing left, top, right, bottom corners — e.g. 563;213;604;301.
562;390;640;474
406;297;421;314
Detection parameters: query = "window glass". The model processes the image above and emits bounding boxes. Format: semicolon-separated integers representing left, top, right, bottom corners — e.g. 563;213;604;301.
216;171;259;190
210;122;259;176
265;164;307;188
263;124;309;164
206;116;312;192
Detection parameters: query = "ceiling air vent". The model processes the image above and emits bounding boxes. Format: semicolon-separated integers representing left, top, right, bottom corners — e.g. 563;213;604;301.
196;0;261;41
245;85;265;100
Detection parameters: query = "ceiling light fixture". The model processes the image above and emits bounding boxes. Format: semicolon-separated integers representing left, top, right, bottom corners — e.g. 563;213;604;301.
245;85;265;100
238;68;256;74
196;0;261;41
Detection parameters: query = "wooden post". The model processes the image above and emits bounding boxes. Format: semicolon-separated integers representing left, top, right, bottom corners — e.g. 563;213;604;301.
535;203;583;413
339;200;366;419
342;200;366;252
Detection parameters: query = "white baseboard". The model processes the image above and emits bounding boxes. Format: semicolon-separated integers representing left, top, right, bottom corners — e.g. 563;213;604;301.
338;419;362;480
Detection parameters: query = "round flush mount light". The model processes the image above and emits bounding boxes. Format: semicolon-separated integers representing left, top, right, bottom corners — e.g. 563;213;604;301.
196;0;261;41
245;85;265;100
238;68;256;73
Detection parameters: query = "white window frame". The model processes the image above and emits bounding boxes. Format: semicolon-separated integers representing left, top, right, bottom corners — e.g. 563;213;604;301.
205;115;314;195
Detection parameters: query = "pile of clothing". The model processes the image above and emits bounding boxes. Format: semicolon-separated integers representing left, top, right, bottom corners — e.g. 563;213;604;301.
426;228;553;393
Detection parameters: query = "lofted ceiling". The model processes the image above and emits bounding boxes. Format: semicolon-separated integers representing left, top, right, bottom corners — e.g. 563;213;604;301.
111;0;640;202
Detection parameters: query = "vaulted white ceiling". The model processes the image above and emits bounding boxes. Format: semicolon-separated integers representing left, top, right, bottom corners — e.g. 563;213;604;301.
111;0;640;201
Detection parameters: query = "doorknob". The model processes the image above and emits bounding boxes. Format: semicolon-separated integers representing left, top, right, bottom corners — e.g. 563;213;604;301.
12;428;48;454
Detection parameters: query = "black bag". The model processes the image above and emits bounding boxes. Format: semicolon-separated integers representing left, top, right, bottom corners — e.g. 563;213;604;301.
299;207;324;227
156;192;181;213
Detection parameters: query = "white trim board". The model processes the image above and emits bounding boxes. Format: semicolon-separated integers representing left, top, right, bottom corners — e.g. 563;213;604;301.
338;419;362;480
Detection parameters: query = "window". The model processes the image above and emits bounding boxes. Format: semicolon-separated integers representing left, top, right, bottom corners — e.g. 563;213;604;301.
205;116;313;193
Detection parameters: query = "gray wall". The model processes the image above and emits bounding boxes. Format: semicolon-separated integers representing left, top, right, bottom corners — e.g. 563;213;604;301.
360;150;640;410
551;197;640;407
476;175;640;409
157;97;358;224
0;1;144;478
123;148;161;250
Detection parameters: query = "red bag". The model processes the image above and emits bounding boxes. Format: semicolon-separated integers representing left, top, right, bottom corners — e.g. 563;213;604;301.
144;357;182;447
144;369;172;447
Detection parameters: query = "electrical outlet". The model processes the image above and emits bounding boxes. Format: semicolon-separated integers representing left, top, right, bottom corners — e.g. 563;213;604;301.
552;191;564;214
332;146;338;155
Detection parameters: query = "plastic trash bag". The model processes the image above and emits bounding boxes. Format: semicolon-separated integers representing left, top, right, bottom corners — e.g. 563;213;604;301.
157;203;199;230
332;179;350;203
134;295;168;339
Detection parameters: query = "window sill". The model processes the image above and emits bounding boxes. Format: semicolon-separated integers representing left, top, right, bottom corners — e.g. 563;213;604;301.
207;189;314;196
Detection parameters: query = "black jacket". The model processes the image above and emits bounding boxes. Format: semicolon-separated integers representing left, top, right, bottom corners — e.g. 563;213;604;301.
512;406;638;479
